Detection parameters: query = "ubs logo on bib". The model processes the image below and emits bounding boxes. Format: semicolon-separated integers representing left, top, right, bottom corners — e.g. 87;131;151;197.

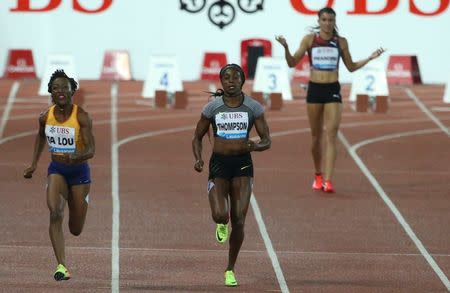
180;0;264;29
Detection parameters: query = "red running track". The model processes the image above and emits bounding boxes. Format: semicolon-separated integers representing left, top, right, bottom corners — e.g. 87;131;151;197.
0;79;449;292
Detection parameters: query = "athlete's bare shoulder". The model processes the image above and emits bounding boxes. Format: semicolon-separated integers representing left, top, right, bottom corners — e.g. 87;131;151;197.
38;108;50;123
302;33;315;47
338;36;349;50
76;105;92;126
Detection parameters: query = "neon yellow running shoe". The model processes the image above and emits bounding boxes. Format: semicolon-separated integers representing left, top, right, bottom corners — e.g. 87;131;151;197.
215;223;228;243
54;264;71;281
224;270;237;286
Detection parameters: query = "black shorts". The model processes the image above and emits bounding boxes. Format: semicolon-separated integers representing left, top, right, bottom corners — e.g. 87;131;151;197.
208;152;253;180
306;81;342;103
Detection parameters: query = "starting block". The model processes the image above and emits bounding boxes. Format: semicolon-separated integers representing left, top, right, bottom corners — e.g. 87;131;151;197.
153;90;188;109
355;94;389;113
154;90;167;108
268;93;283;110
373;96;389;113
173;91;188;109
355;94;369;112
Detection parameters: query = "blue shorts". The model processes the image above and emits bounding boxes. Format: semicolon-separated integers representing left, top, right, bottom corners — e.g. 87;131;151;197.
48;161;91;186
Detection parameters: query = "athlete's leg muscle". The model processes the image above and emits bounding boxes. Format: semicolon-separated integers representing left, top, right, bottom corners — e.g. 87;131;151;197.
323;102;342;180
307;103;325;173
67;183;90;236
47;174;68;265
208;178;230;224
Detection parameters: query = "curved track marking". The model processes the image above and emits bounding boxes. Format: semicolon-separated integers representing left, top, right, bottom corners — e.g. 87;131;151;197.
404;88;450;137
112;127;311;293
338;128;450;291
1;83;448;292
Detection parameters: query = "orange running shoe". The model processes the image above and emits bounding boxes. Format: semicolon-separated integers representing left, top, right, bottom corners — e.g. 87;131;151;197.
322;180;335;193
312;173;323;190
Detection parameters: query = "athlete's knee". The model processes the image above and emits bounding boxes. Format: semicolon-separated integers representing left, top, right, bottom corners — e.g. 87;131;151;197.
325;130;338;143
212;211;228;224
311;134;322;146
69;223;83;236
231;215;246;229
49;209;63;222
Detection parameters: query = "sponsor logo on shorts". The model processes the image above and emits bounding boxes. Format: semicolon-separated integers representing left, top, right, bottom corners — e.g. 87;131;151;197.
240;165;252;170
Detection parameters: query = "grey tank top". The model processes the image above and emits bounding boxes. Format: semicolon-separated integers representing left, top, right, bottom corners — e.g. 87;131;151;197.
202;95;264;140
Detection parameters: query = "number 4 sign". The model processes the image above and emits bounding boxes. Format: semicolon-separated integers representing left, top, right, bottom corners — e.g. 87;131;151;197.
253;57;292;100
349;60;389;102
142;55;183;98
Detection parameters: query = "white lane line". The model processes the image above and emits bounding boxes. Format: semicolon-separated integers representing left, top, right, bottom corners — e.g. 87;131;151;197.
404;88;450;137
0;91;445;291
110;82;120;293
339;130;450;292
1;244;450;257
431;106;450;112
0;130;35;145
0;81;20;139
251;194;290;293
115;127;292;293
351;128;441;150
116;126;194;147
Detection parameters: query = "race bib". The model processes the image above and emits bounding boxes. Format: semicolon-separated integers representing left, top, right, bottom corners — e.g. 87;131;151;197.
311;47;339;70
45;125;76;153
215;112;249;139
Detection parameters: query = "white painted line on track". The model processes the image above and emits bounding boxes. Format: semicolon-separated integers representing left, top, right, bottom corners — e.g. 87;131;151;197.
431;106;450;112
1;85;447;292
251;194;290;293
351;128;441;150
112;127;294;293
339;129;450;291
0;130;35;145
116;126;193;147
1;244;450;257
0;81;19;139
110;81;120;293
404;88;450;137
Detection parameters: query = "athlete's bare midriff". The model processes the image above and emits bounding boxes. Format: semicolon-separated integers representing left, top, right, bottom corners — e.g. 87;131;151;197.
213;138;249;155
310;69;339;83
51;154;87;165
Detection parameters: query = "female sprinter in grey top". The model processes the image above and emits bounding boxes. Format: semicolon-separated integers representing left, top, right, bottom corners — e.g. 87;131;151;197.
192;64;271;286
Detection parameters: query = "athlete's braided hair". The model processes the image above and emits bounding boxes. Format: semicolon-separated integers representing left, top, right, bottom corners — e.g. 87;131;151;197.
47;69;78;94
209;63;246;97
